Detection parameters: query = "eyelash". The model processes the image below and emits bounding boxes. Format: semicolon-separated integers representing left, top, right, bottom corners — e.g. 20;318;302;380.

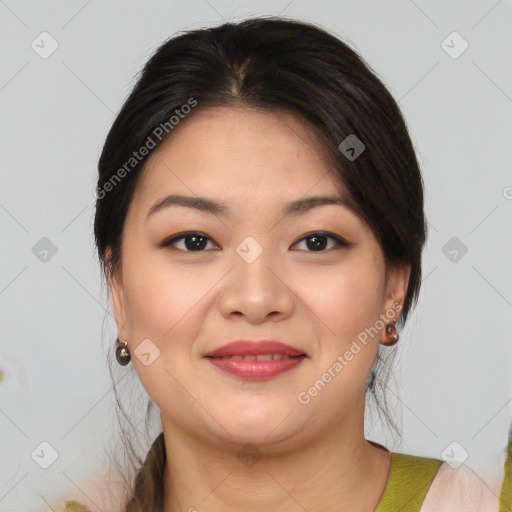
160;231;350;253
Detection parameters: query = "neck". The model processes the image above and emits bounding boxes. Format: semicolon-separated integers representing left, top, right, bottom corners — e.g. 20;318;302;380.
160;403;391;512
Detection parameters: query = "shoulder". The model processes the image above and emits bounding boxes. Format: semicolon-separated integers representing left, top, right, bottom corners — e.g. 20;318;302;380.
420;462;499;512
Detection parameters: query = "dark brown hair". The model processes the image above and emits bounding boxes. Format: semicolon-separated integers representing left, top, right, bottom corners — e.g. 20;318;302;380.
94;15;427;511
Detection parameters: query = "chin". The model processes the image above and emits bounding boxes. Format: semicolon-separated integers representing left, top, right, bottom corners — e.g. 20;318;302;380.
211;410;305;446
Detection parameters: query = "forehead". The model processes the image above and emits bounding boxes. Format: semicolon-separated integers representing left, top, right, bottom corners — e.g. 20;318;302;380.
152;105;331;159
134;106;349;210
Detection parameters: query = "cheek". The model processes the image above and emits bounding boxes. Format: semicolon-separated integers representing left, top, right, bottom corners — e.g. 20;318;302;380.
122;248;221;360
303;259;385;345
297;267;383;408
123;257;175;332
120;250;208;409
122;247;193;330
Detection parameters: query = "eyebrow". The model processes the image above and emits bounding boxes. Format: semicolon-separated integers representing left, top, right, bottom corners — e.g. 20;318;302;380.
146;193;358;220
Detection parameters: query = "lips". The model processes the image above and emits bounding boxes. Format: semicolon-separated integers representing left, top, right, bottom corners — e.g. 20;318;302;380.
203;340;307;358
204;340;307;380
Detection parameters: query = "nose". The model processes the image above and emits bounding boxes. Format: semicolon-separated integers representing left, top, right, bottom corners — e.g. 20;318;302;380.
218;243;295;324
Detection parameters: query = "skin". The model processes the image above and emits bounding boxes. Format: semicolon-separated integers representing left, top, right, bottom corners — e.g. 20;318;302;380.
108;106;411;512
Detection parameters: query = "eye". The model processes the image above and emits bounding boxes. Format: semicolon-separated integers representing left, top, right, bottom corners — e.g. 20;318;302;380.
161;231;350;253
161;231;219;252
292;232;349;252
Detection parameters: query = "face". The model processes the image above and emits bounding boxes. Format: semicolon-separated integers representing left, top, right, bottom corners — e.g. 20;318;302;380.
109;106;410;451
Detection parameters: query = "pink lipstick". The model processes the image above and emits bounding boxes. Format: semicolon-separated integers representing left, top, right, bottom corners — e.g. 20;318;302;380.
203;340;307;380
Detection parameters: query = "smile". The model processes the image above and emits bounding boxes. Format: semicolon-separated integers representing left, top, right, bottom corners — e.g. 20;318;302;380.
205;354;306;380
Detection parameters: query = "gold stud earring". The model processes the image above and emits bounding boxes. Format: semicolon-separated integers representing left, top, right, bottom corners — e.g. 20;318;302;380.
115;338;131;366
383;322;399;346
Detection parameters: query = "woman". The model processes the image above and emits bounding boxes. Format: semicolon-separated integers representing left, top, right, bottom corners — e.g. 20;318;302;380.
81;15;510;512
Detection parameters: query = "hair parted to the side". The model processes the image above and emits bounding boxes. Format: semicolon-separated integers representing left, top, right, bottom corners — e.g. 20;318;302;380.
93;15;427;511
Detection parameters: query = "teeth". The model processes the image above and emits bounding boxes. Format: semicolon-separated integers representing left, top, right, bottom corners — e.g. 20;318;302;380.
221;353;293;361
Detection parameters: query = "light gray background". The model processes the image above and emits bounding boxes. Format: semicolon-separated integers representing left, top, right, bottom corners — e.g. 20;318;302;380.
1;1;511;510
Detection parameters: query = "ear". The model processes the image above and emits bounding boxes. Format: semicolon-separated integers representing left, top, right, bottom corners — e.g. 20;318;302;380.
380;262;411;342
106;247;130;342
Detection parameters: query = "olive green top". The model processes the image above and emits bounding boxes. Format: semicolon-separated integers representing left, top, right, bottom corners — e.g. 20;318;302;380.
499;442;512;512
374;452;443;511
62;441;512;512
375;442;512;512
